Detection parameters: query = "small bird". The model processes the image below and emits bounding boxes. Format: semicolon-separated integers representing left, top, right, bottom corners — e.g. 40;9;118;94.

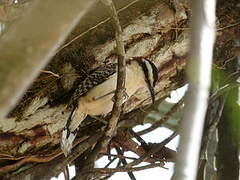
61;58;158;156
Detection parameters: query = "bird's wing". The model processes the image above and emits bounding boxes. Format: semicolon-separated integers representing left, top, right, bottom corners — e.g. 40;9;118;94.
71;63;117;106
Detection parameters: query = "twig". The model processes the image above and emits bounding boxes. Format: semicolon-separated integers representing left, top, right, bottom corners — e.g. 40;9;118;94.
210;82;239;103
8;133;103;179
116;158;122;169
58;16;239;53
104;157;117;168
63;166;70;180
89;115;108;125
90;163;165;174
98;175;113;180
88;0;126;165
0;150;62;175
101;0;126;141
100;153;137;161
137;98;184;136
217;21;240;31
76;1;126;179
57;0;140;53
58;134;102;175
118;98;164;129
0;136;88;174
125;131;178;168
200;96;226;158
200;84;230;161
115;147;136;180
130;129;148;146
40;70;60;78
112;130;176;163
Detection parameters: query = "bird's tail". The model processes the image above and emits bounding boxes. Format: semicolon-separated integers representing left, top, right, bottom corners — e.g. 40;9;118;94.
61;108;87;156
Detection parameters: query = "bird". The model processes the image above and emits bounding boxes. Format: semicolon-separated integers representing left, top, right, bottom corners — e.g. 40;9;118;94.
61;57;158;156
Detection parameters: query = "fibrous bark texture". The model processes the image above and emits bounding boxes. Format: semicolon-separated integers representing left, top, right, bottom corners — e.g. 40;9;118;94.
0;0;239;178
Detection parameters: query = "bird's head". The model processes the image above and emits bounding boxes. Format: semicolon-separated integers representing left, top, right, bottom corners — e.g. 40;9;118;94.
137;58;158;104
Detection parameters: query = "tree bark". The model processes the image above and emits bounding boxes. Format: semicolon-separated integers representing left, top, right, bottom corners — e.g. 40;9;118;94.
0;0;239;178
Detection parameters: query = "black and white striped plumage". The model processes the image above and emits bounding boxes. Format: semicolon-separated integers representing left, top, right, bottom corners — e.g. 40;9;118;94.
61;58;158;156
71;63;117;106
137;59;158;104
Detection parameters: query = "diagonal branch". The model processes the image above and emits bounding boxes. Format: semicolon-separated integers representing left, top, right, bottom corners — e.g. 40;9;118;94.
89;163;164;174
101;0;126;141
172;0;217;179
76;0;126;179
137;98;184;136
125;131;178;168
0;0;96;119
7;133;103;179
115;147;136;180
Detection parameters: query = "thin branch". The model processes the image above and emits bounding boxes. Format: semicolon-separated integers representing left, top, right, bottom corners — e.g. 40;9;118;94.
126;131;178;168
130;129;148;146
217;21;240;31
112;130;176;164
0;136;88;175
137;98;184;136
0;147;71;175
200;95;227;159
8;133;103;179
100;153;137;161
100;0;127;141
0;0;96;119
63;166;70;180
90;0;126;160
96;174;113;180
115;147;136;180
40;70;60;78
90;163;164;174
57;0;140;53
172;0;217;179
56;134;102;177
210;82;239;103
58;11;239;53
104;157;117;168
76;1;126;179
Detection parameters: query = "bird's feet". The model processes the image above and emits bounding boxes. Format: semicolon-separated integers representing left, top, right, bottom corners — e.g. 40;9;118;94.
111;88;129;102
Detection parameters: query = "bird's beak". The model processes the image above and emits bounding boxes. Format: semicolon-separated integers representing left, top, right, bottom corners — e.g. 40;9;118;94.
150;86;155;104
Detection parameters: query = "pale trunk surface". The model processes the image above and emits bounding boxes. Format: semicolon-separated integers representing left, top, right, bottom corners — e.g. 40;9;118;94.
0;0;239;179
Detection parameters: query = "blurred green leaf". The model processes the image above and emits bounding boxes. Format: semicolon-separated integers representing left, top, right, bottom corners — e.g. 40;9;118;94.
145;100;183;131
212;64;240;146
211;65;227;91
224;86;240;147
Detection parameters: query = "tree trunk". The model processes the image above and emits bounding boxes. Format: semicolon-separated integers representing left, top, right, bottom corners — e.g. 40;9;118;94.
0;0;239;179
